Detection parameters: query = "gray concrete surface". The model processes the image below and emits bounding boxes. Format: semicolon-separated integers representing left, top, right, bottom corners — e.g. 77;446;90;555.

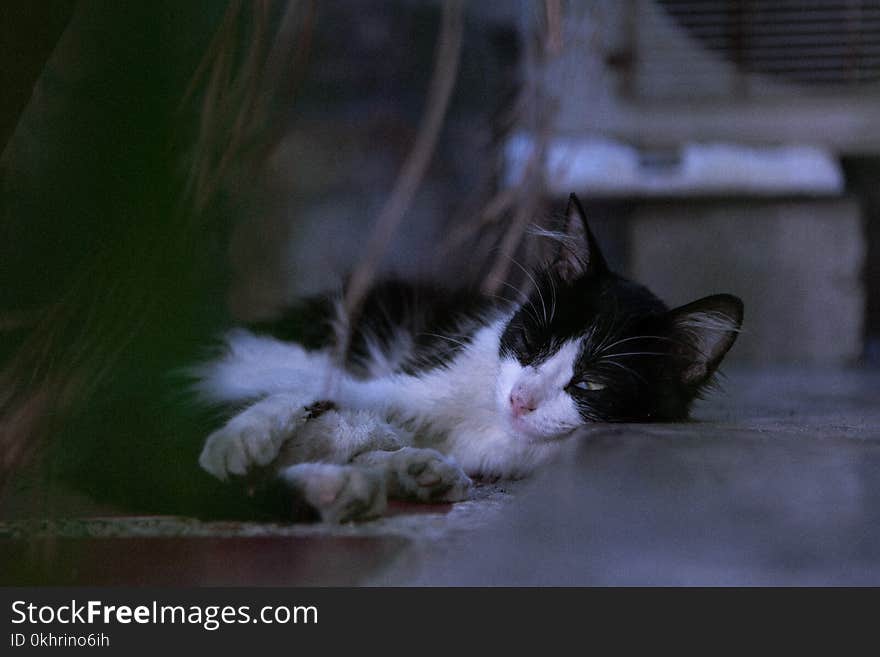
3;367;878;585
370;367;880;585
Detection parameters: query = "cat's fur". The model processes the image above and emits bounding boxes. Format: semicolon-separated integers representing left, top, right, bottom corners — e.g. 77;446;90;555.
193;194;743;522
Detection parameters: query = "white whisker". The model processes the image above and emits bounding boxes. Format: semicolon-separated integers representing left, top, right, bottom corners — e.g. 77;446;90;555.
599;359;648;384
500;281;542;327
598;334;680;355
420;333;471;349
601;351;670;359
508;257;548;327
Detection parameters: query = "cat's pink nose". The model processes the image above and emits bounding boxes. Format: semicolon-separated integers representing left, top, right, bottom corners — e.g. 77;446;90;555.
510;390;537;417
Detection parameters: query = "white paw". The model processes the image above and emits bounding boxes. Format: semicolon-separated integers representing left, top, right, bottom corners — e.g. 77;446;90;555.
199;405;310;480
387;447;473;502
279;463;387;523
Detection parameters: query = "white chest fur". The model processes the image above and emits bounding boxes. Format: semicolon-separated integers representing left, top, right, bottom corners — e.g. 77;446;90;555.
197;319;569;478
334;320;565;477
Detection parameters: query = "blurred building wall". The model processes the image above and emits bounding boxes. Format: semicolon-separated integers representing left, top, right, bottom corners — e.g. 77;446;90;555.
229;0;880;365
229;0;522;320
629;198;865;364
521;0;880;364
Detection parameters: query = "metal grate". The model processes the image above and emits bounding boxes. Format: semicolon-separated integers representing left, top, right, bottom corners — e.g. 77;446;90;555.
657;0;880;88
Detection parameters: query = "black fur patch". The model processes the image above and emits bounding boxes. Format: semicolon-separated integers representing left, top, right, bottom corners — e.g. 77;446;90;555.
251;280;505;377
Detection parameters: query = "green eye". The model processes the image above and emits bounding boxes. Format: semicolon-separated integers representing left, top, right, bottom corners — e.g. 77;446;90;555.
573;380;606;392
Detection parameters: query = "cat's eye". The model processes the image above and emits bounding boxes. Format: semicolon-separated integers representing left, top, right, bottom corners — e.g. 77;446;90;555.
571;380;606;392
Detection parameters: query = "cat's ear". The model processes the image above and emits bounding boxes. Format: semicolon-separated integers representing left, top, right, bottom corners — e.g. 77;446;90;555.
667;294;744;388
553;193;609;282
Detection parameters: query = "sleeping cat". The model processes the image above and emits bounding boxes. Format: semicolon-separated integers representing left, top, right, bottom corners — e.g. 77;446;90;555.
194;194;743;522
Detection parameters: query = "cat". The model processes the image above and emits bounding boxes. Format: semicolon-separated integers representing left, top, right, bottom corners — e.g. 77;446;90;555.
193;193;743;522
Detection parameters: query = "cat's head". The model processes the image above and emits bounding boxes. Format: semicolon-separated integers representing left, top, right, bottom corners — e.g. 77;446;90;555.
496;193;743;442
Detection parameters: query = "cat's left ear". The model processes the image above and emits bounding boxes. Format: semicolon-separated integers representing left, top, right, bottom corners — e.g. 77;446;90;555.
553;193;609;282
667;294;744;388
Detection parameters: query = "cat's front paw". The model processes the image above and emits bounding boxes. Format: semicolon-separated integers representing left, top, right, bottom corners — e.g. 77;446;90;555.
199;402;311;480
278;463;387;523
199;423;275;481
385;447;473;503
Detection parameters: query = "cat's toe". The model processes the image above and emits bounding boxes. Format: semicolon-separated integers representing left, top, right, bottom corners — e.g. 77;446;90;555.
406;461;428;476
278;463;387;523
199;406;312;480
390;447;473;503
199;428;248;480
199;425;284;480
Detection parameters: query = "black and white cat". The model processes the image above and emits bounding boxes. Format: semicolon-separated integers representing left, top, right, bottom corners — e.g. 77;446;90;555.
194;194;743;521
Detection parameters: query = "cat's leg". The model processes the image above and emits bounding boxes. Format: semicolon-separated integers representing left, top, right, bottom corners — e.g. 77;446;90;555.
353;447;472;503
274;407;408;468
274;462;387;523
199;393;318;480
193;330;335;403
200;394;410;481
264;447;471;523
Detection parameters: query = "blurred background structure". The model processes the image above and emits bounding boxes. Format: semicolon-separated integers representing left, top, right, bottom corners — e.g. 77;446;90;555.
191;0;880;366
2;0;880;584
